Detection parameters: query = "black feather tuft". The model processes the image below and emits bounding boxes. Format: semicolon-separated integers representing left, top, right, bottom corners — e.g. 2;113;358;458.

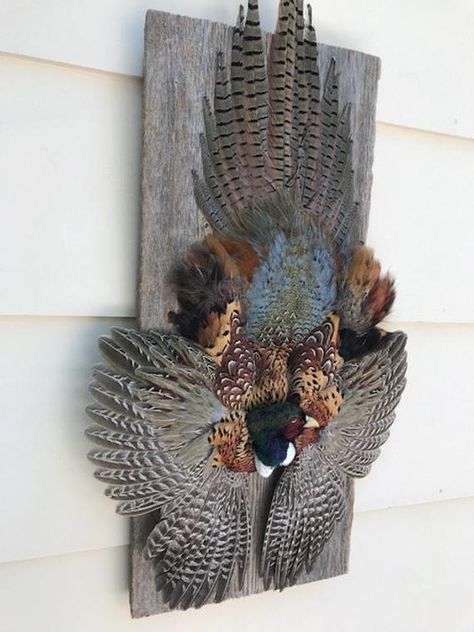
167;242;234;341
339;327;384;361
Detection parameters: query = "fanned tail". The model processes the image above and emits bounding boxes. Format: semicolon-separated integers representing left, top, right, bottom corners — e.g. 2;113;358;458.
194;0;358;252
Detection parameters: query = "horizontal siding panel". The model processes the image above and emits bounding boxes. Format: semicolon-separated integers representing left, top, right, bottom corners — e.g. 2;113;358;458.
354;322;474;512
1;498;473;631
316;0;473;140
368;124;474;323
0;317;132;564
0;0;245;78
0;55;140;317
0;1;472;138
1;54;473;321
0;317;472;564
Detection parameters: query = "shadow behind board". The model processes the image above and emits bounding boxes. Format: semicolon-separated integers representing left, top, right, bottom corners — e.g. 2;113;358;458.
132;8;380;618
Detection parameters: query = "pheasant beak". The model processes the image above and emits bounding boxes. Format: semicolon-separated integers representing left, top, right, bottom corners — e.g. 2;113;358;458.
303;415;320;429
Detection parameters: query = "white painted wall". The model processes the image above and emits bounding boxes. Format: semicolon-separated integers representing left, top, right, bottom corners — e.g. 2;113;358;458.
1;1;473;630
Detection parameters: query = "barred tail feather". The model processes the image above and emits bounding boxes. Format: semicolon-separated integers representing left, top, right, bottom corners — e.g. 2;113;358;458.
194;0;357;250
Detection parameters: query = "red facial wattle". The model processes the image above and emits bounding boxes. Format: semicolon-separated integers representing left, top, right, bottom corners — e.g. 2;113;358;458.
281;416;305;440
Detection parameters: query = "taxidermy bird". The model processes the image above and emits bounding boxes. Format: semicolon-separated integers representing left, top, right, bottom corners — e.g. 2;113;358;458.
86;0;407;610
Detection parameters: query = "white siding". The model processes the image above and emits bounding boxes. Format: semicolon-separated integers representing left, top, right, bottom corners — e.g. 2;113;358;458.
1;499;473;632
368;126;474;323
0;0;472;138
1;0;473;629
0;317;131;564
0;56;141;317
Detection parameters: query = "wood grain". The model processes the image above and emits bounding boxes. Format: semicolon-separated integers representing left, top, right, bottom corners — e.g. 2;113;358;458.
133;8;380;618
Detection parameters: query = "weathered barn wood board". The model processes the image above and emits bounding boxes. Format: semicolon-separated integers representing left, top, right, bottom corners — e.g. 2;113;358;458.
133;8;380;618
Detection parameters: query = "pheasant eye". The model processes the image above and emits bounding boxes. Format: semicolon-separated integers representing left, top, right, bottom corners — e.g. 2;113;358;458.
280;416;304;440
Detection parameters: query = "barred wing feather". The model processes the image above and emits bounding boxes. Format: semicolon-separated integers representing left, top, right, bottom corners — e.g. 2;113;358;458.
86;328;250;608
262;447;348;590
263;331;407;589
320;331;407;477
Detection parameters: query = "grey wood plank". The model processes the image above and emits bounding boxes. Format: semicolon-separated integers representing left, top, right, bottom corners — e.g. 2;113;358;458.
133;8;380;618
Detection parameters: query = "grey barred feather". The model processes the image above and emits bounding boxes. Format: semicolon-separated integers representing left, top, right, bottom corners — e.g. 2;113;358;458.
86;405;156;437
291;1;308;193
262;331;406;587
267;0;300;186
229;5;246;169
199;120;229;211
192;170;231;233
93;466;163;485
90;330;221;462
88;447;165;471
262;447;347;589
86;329;251;608
213;56;245;207
146;467;250;608
320;331;407;476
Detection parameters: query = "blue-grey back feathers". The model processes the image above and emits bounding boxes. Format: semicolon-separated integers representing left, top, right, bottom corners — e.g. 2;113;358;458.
246;231;337;342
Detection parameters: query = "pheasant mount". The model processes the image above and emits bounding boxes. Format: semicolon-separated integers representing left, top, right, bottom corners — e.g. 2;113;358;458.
86;0;407;617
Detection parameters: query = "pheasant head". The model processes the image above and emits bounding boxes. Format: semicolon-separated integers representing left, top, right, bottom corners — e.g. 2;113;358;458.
246;400;319;477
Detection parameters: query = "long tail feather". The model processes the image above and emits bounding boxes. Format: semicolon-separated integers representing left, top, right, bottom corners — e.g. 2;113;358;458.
194;0;357;253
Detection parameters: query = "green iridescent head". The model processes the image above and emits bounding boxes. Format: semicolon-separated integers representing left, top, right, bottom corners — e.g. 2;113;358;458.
246;400;317;477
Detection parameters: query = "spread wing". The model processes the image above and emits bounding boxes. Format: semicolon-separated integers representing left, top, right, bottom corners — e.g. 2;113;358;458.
262;331;407;589
86;328;250;608
318;331;407;476
262;446;348;589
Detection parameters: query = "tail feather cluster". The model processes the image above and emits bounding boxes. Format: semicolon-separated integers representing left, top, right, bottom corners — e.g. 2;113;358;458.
194;0;357;253
176;1;393;352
